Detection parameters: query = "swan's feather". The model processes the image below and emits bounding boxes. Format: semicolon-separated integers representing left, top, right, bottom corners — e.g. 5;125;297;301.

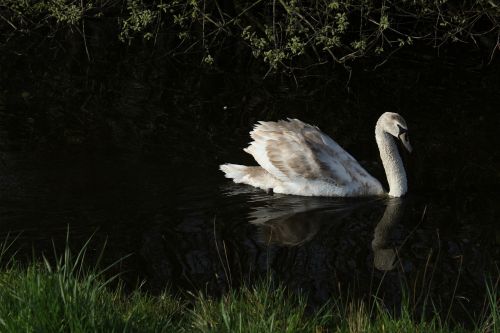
241;119;384;196
219;164;279;190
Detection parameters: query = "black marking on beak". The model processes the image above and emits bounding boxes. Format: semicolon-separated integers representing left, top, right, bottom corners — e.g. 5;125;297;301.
398;132;413;153
397;125;407;135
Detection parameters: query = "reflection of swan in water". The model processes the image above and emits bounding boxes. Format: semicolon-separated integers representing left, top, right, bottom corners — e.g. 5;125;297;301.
246;194;405;270
249;196;334;246
220;113;412;197
248;195;377;246
371;198;406;271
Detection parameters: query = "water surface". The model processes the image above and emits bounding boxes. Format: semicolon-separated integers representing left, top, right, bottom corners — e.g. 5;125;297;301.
0;151;497;323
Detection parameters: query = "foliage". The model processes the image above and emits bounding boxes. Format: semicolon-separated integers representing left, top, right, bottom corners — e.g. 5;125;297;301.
0;0;498;71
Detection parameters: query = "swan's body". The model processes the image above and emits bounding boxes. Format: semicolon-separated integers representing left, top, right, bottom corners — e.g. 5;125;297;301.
220;112;412;197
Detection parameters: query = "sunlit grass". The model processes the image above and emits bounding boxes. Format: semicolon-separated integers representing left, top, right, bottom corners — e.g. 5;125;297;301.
0;238;184;333
0;240;497;333
189;281;330;332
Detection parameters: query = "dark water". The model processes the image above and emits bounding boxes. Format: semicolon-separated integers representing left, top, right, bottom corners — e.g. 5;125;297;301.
0;151;498;322
0;48;499;324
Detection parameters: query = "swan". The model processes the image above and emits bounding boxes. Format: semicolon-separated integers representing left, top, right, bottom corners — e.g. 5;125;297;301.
220;112;412;197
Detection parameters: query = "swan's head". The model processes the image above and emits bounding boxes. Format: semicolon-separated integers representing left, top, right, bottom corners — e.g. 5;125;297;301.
379;112;412;152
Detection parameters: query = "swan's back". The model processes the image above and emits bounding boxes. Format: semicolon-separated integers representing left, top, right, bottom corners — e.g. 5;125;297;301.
222;119;384;197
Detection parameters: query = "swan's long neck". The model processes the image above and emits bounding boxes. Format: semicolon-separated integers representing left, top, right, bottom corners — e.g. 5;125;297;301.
375;121;407;197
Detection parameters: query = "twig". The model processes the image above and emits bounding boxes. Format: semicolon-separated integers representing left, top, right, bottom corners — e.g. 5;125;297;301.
0;12;17;30
80;0;91;62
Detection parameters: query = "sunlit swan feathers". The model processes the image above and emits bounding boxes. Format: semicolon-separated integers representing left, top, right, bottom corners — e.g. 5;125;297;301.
220;112;412;197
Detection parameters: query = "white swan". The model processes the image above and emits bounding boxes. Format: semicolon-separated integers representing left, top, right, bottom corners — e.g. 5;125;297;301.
220;112;412;197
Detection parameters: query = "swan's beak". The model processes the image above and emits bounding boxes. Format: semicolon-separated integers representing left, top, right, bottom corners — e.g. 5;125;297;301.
398;133;413;153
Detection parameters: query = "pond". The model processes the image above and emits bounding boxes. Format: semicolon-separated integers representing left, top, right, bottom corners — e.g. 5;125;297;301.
0;49;499;326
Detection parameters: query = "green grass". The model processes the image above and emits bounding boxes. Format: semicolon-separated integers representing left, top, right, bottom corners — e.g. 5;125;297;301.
0;241;497;333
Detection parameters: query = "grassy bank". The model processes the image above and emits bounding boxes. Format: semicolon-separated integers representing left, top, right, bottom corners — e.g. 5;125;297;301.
0;244;498;332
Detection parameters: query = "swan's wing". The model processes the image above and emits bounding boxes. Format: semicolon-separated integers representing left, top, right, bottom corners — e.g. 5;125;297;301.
244;119;375;187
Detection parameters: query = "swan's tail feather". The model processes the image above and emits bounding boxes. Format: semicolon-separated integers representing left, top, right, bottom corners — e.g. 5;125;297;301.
220;164;248;183
219;164;278;190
